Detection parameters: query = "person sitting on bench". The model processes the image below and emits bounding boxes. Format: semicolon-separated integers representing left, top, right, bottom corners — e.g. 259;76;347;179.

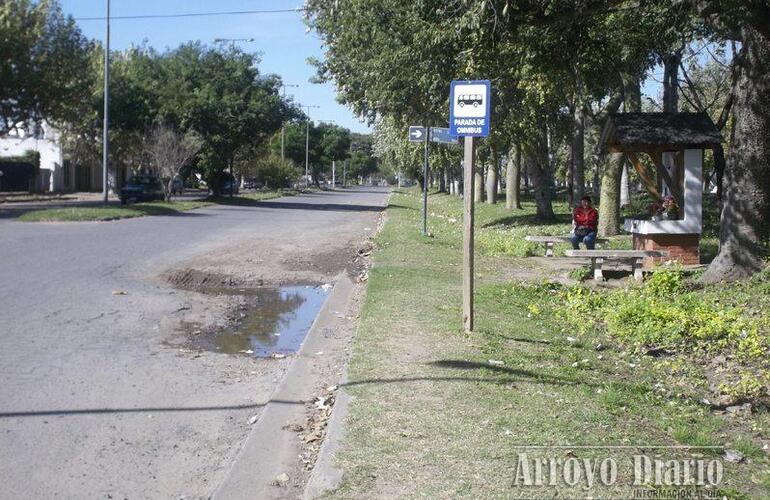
570;195;598;250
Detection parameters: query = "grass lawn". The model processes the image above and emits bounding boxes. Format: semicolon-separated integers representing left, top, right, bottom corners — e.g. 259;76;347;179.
17;200;212;222
330;188;770;498
16;188;303;222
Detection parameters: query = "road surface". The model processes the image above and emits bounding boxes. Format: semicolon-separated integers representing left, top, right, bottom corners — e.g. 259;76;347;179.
0;187;389;499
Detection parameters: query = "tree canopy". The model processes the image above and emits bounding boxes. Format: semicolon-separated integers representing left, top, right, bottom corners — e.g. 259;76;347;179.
306;0;770;281
0;0;93;135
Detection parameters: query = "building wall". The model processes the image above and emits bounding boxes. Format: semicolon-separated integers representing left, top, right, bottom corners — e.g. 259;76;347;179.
633;233;700;266
0;123;64;192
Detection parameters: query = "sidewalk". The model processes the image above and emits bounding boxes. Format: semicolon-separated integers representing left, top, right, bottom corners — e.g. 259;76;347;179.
313;189;768;498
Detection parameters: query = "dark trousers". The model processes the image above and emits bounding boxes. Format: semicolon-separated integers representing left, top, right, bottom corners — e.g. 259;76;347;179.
571;231;596;250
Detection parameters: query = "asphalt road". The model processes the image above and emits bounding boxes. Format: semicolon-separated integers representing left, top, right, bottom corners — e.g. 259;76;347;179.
0;187;389;499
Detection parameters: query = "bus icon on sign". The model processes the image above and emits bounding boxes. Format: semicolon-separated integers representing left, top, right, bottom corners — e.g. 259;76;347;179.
458;94;483;108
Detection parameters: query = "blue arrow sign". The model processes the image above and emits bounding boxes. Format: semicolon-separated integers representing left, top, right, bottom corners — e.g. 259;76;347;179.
430;127;458;145
408;126;425;142
449;80;491;138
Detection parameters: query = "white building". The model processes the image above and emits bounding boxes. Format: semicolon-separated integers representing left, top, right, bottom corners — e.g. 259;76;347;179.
0;122;71;192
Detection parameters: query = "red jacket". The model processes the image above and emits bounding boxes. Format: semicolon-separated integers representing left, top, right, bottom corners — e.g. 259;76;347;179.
573;206;598;231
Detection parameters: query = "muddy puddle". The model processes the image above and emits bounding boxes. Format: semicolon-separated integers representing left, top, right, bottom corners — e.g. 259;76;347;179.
191;286;329;357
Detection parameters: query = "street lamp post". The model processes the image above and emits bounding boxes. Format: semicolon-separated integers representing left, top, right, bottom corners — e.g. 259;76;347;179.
280;84;298;160
301;105;319;188
102;0;110;204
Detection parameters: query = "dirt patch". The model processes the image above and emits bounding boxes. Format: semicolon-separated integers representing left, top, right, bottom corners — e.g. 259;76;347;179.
164;268;257;290
162;236;376;294
281;240;372;284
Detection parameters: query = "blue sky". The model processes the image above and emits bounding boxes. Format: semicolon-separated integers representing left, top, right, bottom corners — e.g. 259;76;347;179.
60;0;372;134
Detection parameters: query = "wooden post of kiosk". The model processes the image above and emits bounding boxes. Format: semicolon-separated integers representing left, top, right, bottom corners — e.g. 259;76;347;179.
462;136;475;332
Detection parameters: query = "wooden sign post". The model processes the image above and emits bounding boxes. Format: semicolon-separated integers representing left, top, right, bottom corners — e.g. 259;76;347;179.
462;136;475;332
449;79;491;333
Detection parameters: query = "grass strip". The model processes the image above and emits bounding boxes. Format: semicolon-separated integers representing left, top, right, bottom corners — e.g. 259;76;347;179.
330;188;768;498
17;188;303;222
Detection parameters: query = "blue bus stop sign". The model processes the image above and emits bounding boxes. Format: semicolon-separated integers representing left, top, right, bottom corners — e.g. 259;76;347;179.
449;80;491;137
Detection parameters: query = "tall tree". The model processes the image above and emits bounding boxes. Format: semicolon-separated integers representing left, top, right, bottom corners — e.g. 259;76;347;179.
690;0;770;281
158;44;295;193
146;123;201;200
0;0;92;135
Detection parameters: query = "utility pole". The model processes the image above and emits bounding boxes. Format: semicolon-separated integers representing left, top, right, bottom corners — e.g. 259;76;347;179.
280;83;298;160
301;105;319;188
102;0;110;204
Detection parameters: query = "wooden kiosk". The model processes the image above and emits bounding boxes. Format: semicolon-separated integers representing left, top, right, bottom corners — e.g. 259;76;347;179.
602;113;722;266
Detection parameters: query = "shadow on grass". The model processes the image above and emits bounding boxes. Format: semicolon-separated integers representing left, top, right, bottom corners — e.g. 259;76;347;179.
483;333;552;345
388;203;417;211
339;360;600;389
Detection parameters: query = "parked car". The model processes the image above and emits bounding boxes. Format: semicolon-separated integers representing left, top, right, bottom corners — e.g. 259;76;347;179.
170;176;184;195
220;178;239;195
120;174;165;205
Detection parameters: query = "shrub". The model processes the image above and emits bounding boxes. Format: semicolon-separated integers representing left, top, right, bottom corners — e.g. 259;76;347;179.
568;266;593;282
255;156;300;189
559;278;769;360
720;370;770;403
645;263;685;297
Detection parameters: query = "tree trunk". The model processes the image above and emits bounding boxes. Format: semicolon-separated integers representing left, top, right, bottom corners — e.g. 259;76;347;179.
704;25;770;282
474;169;484;203
597;153;624;237
486;149;498;204
662;50;682;113
440;165;447;193
592;164;600;195
525;133;555;221
526;157;555;220
571;104;585;204
506;143;522;210
596;76;638;234
713;143;726;203
620;164;630;207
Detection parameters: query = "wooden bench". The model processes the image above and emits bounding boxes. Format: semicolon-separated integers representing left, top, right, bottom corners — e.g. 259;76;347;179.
525;235;608;257
564;249;669;281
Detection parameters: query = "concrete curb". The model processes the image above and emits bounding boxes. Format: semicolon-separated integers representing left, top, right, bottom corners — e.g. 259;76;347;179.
213;274;356;500
302;383;351;499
